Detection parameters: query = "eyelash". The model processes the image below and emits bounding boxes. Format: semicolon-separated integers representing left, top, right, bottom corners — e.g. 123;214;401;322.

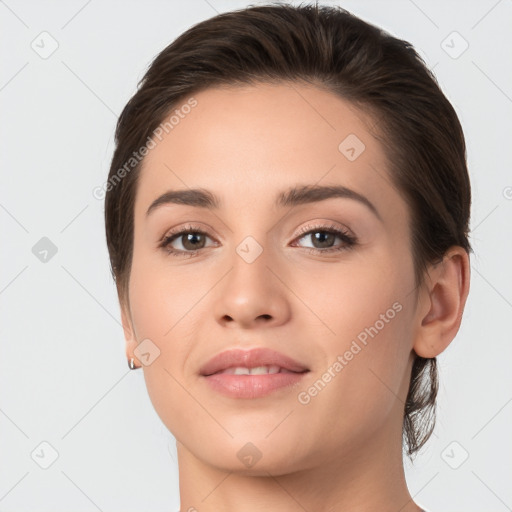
158;222;357;258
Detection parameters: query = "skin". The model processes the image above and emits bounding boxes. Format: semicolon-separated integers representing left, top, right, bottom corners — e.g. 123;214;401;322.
120;82;470;512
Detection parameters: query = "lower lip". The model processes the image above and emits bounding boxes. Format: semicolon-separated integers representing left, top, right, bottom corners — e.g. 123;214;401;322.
202;372;308;398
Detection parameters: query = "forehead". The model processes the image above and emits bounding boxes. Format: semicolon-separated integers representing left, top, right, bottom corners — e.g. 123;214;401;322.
134;82;404;222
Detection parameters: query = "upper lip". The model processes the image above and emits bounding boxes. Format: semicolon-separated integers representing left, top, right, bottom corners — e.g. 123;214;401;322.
199;348;310;376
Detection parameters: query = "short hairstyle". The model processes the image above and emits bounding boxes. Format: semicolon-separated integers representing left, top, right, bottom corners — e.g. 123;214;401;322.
104;2;471;458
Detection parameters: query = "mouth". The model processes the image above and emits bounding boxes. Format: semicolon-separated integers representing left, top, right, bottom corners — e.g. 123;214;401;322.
199;348;310;399
207;365;305;376
199;347;310;376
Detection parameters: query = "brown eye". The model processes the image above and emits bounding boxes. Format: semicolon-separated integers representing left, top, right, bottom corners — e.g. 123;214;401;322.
159;224;217;257
292;223;357;254
162;231;210;251
176;232;207;251
307;231;337;249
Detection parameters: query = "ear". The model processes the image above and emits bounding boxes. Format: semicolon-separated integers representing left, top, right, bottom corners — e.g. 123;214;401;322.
120;299;139;365
413;246;470;358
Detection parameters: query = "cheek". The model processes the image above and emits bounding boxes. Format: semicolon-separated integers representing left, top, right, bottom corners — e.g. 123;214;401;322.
127;248;195;376
128;244;207;340
127;254;203;434
297;243;414;346
294;251;415;422
293;301;413;453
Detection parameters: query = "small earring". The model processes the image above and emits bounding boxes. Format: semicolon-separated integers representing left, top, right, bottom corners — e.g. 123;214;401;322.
128;357;136;370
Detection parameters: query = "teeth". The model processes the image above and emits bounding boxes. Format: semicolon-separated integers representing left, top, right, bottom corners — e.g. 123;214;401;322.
233;367;250;375
250;365;280;375
223;365;282;375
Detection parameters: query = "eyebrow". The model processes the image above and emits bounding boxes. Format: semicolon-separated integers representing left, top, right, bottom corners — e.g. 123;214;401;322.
145;184;382;221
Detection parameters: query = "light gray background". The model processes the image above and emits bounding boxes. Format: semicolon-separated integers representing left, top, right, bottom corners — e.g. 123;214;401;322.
1;1;511;511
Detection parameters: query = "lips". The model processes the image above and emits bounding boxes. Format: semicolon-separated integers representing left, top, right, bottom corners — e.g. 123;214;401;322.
199;347;309;377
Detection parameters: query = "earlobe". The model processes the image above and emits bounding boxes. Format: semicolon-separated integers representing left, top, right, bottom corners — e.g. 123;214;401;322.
413;247;470;359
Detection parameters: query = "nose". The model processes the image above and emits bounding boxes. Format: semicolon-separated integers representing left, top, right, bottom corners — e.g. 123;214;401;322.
213;246;291;329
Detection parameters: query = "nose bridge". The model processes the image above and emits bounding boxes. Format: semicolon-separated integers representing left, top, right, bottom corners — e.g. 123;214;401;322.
228;233;273;298
213;232;290;327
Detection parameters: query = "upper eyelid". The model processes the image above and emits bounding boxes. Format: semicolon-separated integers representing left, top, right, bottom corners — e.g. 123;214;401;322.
294;222;353;236
160;222;212;241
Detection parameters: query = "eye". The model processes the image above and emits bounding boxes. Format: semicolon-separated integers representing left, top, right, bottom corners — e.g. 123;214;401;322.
291;223;357;254
159;224;217;257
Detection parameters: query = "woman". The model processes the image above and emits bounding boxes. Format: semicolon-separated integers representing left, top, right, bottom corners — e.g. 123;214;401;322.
104;4;471;511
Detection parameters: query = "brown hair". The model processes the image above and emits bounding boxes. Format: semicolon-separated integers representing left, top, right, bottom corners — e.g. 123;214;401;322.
104;2;471;458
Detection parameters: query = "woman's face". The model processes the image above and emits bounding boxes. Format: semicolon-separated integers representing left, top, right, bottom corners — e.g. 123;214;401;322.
122;82;423;473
